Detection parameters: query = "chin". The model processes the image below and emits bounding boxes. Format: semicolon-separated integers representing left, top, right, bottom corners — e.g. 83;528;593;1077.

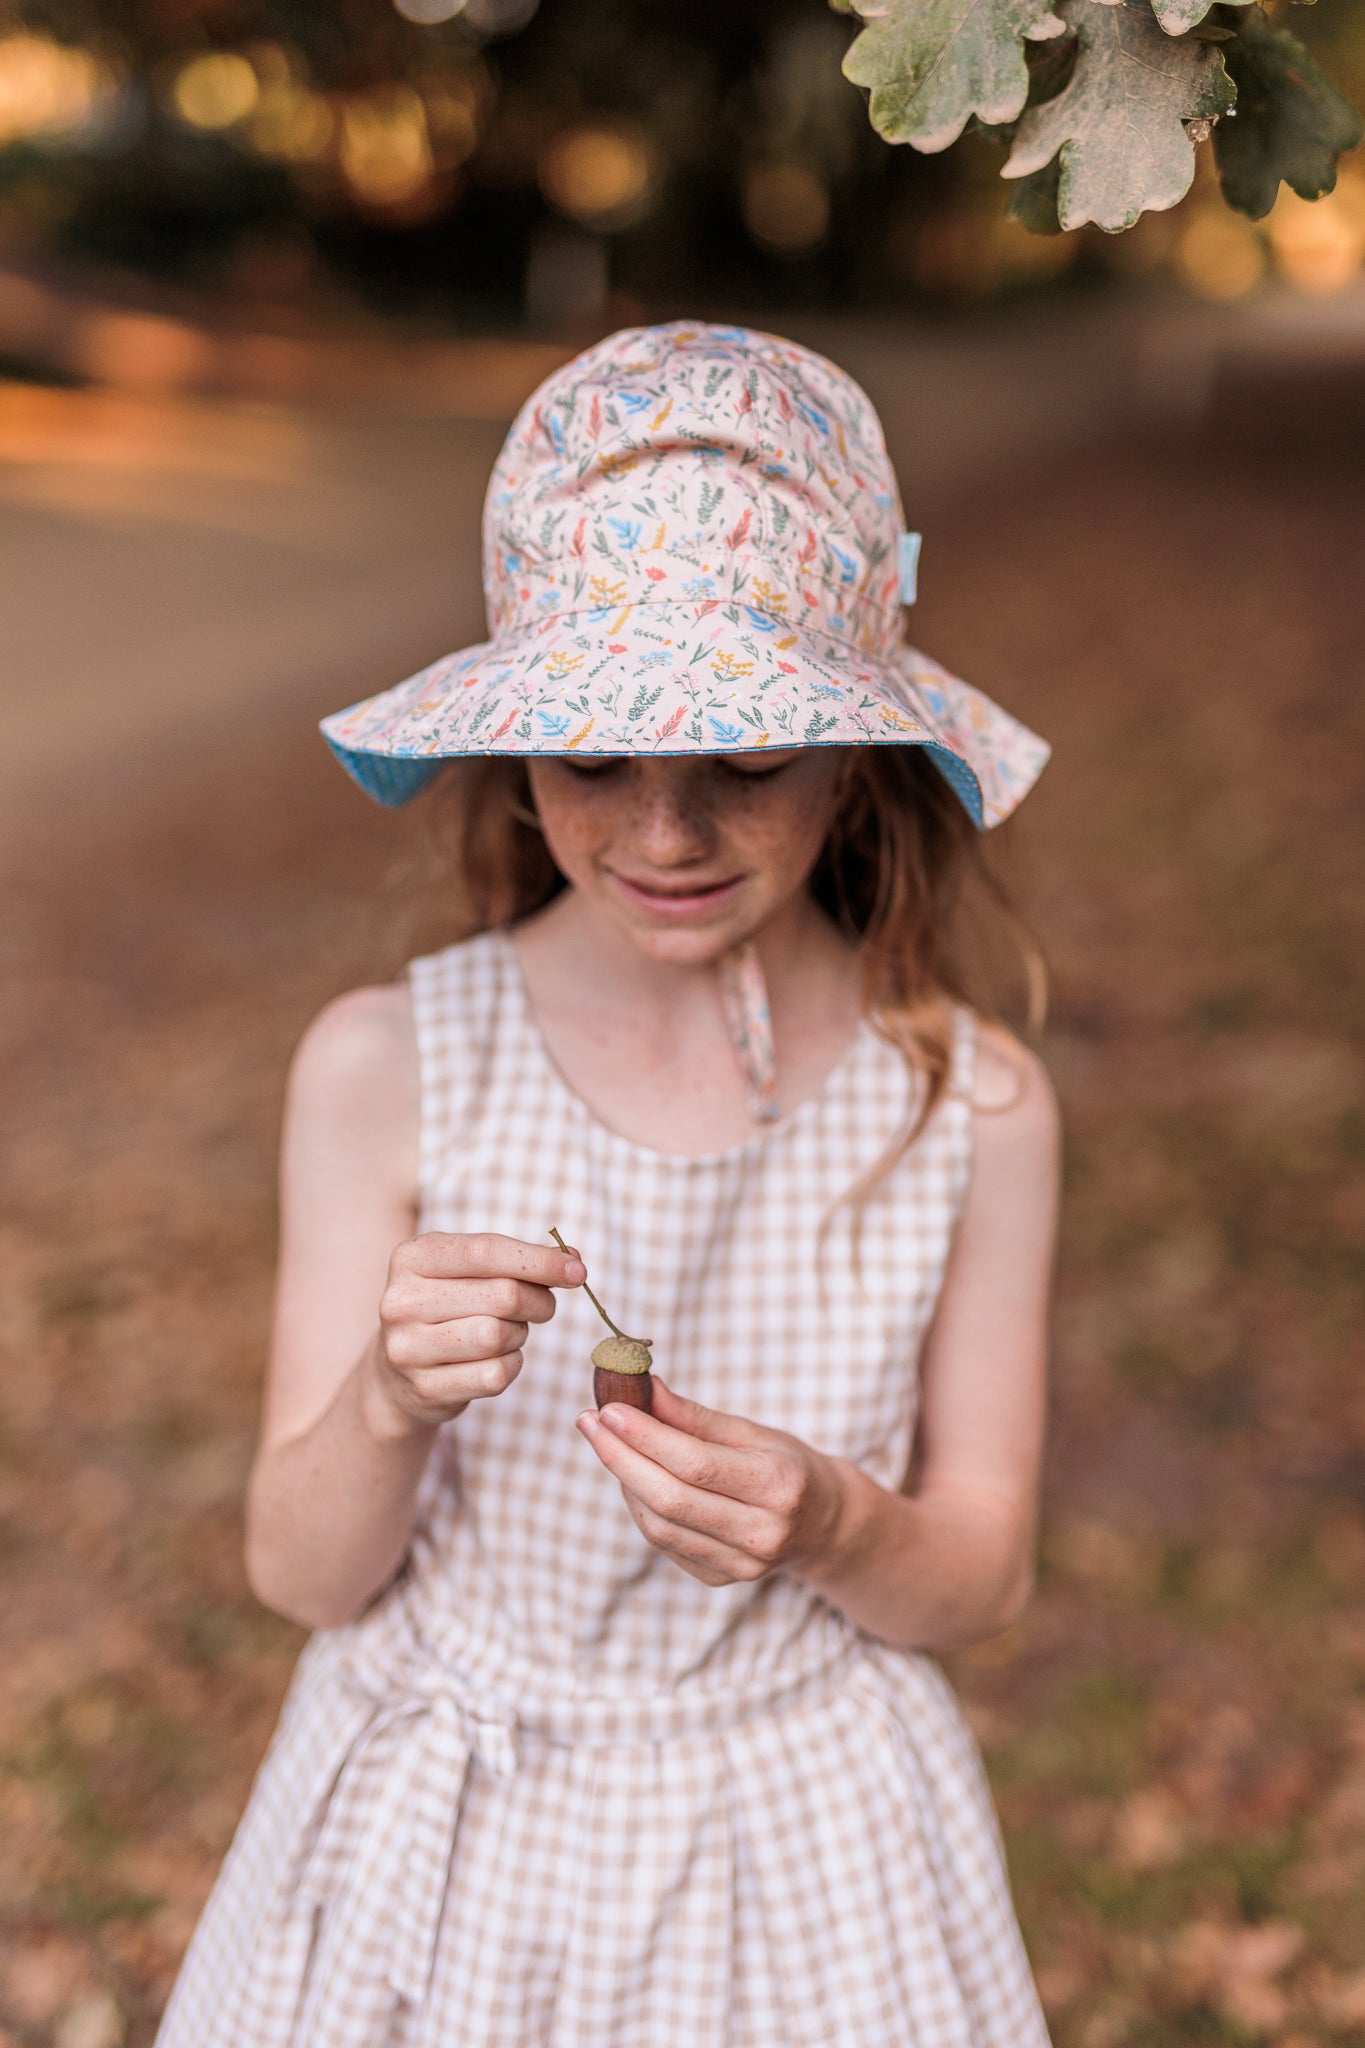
621;918;748;968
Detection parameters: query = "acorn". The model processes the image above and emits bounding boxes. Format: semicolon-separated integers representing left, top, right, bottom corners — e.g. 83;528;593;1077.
589;1333;654;1414
550;1227;654;1413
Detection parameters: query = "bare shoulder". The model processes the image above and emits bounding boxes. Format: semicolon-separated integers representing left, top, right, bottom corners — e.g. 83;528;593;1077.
285;981;419;1184
291;980;416;1098
969;1020;1060;1165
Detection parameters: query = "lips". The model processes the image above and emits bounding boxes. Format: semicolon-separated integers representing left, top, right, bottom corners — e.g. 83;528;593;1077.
608;870;744;917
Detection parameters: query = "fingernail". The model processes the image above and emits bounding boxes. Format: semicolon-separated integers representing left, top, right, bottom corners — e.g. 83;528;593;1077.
599;1404;631;1431
564;1260;587;1284
576;1411;598;1436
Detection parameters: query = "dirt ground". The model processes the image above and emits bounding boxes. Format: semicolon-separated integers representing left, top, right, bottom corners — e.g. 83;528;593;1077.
2;364;1364;2047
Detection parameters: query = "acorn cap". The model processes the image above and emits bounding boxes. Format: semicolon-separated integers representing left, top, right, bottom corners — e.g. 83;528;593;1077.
591;1335;653;1376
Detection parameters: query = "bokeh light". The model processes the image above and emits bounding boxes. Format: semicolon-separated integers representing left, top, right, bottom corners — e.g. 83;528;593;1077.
393;0;469;21
0;32;112;145
742;162;830;254
994;215;1080;286
338;86;434;207
246;80;334;165
1266;178;1365;295
1176;203;1266;301
464;0;540;33
74;309;212;393
538;126;652;229
171;52;260;132
424;78;483;168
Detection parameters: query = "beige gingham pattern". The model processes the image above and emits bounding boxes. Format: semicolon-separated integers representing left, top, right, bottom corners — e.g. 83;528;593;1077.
157;931;1050;2048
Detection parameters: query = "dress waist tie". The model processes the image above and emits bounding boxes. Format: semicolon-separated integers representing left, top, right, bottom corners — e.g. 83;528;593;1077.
294;1661;518;2015
276;1635;858;2029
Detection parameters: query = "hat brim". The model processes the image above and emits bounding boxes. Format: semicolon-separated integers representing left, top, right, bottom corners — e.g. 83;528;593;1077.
320;600;1049;829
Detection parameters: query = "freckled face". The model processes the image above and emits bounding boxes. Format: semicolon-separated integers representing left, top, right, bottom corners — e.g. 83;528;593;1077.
525;750;850;965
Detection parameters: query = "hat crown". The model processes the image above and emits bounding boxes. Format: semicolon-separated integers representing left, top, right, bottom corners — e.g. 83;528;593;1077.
320;319;1050;831
482;323;907;660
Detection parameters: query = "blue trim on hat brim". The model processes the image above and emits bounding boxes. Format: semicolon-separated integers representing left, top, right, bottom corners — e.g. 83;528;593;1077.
321;725;987;829
323;730;446;808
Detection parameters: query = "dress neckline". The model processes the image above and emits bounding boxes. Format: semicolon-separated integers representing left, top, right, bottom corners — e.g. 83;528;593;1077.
493;926;880;1171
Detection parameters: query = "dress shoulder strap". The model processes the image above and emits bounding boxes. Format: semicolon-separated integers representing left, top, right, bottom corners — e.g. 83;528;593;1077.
949;1000;979;1104
406;930;508;1211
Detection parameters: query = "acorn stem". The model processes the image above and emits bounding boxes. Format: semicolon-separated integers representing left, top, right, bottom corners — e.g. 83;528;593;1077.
549;1226;648;1345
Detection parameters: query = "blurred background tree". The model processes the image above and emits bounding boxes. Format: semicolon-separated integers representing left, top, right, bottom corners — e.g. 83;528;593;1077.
0;0;1361;340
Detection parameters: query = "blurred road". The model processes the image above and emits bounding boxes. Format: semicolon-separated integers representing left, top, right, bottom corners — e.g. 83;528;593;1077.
0;389;503;835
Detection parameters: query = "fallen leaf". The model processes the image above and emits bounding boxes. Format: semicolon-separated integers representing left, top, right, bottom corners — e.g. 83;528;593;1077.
1311;1968;1365;2027
54;1993;125;2048
3;1935;93;2024
1111;1786;1187;1869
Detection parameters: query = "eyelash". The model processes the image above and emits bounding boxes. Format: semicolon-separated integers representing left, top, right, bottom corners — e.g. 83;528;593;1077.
559;758;794;784
720;760;793;783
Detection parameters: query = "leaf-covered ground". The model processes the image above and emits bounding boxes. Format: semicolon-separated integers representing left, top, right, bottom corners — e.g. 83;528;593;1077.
1;368;1363;2047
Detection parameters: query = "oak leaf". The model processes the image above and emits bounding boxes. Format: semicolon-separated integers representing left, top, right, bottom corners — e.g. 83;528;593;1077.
1148;0;1251;36
1004;0;1234;231
1215;8;1365;220
842;0;1067;155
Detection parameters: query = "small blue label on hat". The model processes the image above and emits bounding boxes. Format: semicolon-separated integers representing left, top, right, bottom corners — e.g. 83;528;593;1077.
898;532;922;606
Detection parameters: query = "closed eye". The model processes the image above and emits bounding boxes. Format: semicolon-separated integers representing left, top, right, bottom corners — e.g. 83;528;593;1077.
716;754;799;782
558;757;627;780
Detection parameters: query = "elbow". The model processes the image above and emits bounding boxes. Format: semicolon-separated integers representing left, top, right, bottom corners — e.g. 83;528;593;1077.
243;1535;366;1634
962;1549;1035;1649
874;1559;1036;1657
993;1554;1035;1633
243;1468;367;1631
926;1547;1035;1656
958;1486;1037;1645
247;1569;362;1634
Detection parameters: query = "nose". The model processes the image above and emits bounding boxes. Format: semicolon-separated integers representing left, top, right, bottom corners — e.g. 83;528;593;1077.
626;763;717;868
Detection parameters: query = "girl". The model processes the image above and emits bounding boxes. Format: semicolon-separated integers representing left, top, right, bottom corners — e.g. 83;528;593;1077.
157;322;1059;2048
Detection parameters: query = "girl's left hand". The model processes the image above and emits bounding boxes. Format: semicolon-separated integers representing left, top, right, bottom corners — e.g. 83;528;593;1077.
576;1378;855;1587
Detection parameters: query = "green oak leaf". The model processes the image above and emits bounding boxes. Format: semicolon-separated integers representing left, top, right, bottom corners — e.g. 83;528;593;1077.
1004;0;1235;230
1214;8;1365;218
842;0;1068;154
1150;0;1251;36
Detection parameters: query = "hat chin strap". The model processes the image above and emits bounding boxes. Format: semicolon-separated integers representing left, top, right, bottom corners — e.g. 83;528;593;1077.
716;939;781;1125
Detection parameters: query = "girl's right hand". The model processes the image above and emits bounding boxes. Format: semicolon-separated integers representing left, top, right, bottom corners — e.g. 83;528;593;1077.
365;1233;585;1434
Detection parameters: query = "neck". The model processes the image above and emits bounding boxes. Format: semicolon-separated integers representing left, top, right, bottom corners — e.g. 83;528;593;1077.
508;880;867;1155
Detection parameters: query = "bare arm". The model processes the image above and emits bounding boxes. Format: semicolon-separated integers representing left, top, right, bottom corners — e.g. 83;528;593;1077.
802;1031;1058;1646
579;1027;1060;1653
245;984;583;1630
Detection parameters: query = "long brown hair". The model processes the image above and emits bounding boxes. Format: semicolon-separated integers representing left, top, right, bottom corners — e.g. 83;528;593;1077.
406;748;1043;1180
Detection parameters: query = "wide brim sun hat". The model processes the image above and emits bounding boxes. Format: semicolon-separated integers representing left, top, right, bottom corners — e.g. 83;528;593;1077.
321;321;1048;831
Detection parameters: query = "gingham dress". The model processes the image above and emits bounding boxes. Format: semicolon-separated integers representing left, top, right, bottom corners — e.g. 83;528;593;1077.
157;929;1050;2048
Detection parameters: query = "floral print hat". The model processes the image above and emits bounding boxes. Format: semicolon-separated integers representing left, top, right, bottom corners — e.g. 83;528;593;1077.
321;321;1048;831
